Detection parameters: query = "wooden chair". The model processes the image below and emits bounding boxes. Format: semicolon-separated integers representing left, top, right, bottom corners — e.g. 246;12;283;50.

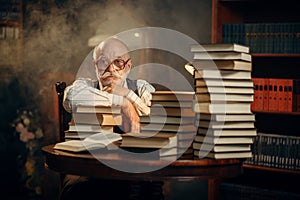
54;81;72;142
53;81;72;194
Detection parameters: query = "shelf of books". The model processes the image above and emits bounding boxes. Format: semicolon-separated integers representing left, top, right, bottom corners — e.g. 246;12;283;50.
0;0;23;73
211;0;300;176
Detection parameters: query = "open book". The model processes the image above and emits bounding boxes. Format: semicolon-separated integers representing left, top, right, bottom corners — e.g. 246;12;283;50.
54;132;122;152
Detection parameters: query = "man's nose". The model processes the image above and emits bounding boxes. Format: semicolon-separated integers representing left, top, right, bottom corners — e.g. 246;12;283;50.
105;63;115;72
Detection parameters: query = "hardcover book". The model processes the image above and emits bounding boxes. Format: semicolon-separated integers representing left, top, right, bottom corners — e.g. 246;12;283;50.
191;43;250;53
194;93;254;102
120;133;177;149
194;150;252;159
191;60;252;71
193;142;251;152
194;69;252;80
193;102;252;114
194;135;254;144
54;132;122;152
197;128;257;137
196;113;255;122
195;86;254;94
151;91;195;101
193;52;251;62
194;79;254;88
72;113;122;126
74;105;122;114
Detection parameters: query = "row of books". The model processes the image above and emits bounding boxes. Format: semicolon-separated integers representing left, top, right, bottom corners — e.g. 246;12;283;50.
57;94;195;159
222;23;300;53
244;132;300;171
0;26;20;40
252;78;300;112
139;91;196;159
189;43;257;159
0;0;21;21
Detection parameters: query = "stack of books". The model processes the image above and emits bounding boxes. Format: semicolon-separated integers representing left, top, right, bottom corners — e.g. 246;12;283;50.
187;43;257;159
138;91;197;159
64;104;122;140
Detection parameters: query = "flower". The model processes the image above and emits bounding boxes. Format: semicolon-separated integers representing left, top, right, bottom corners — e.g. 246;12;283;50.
11;108;44;197
11;109;44;142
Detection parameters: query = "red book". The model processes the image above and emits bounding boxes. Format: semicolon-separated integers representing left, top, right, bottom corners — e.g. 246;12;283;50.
285;79;293;112
292;79;300;112
251;78;259;111
277;79;286;112
262;78;269;111
268;78;278;111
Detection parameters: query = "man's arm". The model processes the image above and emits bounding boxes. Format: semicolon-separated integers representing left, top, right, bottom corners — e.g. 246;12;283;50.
63;78;123;112
105;79;156;116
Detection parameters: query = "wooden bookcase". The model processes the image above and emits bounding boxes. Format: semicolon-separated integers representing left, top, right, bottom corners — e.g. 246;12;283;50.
0;0;23;79
211;0;300;176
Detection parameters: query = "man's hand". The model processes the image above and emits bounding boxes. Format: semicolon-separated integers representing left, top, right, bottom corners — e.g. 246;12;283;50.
102;81;140;133
103;83;130;97
121;98;140;133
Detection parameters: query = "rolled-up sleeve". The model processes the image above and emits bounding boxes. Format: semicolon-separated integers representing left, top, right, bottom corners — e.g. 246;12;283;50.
63;78;123;112
126;80;155;116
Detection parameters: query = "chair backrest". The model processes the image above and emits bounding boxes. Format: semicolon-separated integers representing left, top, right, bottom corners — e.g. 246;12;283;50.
55;81;71;142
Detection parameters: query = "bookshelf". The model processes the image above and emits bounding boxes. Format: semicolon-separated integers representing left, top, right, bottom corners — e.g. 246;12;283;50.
211;0;300;175
0;0;23;77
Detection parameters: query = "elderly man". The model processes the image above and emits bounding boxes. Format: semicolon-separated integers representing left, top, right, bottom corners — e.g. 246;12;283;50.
60;38;163;200
63;37;155;133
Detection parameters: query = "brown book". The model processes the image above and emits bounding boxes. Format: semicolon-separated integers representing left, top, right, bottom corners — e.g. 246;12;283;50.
194;93;254;103
151;91;194;101
191;60;252;71
140;131;196;140
151;100;193;108
194;150;252;159
140;115;194;125
120;133;177;149
150;106;195;117
68;124;114;133
194;69;252;80
196;120;255;129
194;78;254;88
194;135;254;144
193;101;252;114
74;105;121;114
193;142;251;152
72;113;122;126
197;128;257;137
196;113;255;122
141;123;196;133
195;86;254;94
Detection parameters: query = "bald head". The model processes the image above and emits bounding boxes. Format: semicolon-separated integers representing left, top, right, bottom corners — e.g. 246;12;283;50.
93;37;130;62
93;37;132;89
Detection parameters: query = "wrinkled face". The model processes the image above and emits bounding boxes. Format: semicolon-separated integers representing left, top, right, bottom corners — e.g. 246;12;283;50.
93;38;132;89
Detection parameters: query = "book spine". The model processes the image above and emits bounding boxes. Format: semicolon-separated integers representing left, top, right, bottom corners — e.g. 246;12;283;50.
262;78;269;111
277;79;286;112
268;78;278;111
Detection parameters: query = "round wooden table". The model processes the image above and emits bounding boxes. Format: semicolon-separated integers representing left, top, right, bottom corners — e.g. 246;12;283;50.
42;144;243;200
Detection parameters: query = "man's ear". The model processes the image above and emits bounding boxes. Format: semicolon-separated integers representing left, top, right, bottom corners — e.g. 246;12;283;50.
126;59;132;71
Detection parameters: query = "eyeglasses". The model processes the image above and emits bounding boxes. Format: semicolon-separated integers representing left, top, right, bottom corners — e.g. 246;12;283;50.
94;57;131;75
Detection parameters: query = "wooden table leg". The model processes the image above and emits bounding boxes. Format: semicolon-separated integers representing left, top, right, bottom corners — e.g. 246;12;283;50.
208;179;220;200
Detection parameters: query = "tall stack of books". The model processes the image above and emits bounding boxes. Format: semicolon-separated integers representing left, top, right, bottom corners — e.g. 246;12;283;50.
139;91;196;159
187;43;257;159
64;104;122;140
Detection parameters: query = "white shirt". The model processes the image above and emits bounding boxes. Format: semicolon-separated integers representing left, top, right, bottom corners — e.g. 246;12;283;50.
63;78;156;116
